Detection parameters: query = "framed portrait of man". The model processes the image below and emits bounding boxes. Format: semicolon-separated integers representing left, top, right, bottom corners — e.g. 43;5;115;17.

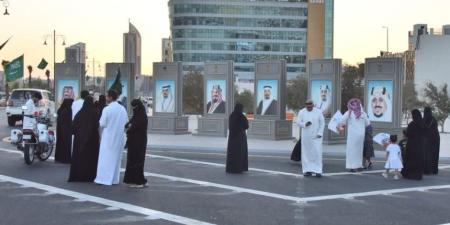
311;80;333;117
57;79;79;106
206;80;227;114
256;80;278;116
155;80;176;113
367;80;393;122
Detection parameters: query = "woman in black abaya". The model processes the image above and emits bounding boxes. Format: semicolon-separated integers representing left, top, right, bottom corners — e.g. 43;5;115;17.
55;99;73;164
95;95;107;117
401;109;425;180
423;107;440;175
226;103;249;173
124;99;148;187
68;96;100;182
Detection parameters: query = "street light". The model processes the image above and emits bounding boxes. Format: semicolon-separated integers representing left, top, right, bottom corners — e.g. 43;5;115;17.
1;0;9;15
86;57;102;93
43;30;66;97
382;26;389;53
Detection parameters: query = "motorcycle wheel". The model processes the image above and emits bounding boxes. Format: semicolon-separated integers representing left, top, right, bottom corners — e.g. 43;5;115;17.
23;145;35;165
37;143;53;161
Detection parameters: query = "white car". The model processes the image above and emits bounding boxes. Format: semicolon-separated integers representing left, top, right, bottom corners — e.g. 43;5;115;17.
6;89;55;126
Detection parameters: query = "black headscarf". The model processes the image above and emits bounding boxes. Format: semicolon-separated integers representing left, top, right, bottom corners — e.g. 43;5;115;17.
233;103;244;114
411;109;423;124
58;99;74;115
131;99;145;116
423;107;433;125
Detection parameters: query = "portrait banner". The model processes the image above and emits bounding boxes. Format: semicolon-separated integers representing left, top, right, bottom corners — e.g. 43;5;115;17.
154;80;176;113
311;80;333;118
256;80;279;116
367;80;393;122
206;80;227;114
57;79;79;106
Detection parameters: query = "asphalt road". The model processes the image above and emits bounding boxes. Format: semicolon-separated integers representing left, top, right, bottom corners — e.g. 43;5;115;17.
0;109;449;225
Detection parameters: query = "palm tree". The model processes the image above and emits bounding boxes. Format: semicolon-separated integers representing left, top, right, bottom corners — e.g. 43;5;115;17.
27;65;33;88
45;69;51;90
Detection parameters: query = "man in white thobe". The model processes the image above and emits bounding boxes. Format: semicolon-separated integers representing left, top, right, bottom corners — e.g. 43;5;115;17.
71;90;89;120
94;90;129;185
339;98;370;172
296;100;325;177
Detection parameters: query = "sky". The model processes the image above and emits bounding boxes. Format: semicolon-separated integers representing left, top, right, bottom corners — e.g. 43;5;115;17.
0;0;449;78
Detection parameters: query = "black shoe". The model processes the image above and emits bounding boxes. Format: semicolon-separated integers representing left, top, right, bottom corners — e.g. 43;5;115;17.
367;162;373;170
315;173;322;178
349;169;356;173
303;172;312;177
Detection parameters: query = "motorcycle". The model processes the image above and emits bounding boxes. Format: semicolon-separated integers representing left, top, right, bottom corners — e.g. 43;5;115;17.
10;105;55;165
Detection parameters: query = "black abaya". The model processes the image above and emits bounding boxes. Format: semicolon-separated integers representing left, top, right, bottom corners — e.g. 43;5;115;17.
423;107;440;175
290;139;301;161
124;99;148;185
401;109;424;180
226;104;249;173
55;99;73;164
68;97;100;182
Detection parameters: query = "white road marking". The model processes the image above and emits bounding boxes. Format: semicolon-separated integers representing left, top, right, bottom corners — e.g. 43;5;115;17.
1;147;450;204
148;153;392;177
150;150;384;162
0;174;215;225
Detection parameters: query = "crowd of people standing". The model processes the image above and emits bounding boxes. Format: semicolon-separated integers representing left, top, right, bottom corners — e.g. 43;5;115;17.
225;99;441;182
52;92;440;185
54;90;149;188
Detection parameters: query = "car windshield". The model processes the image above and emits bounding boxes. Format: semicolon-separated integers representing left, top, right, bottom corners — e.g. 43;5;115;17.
10;91;39;101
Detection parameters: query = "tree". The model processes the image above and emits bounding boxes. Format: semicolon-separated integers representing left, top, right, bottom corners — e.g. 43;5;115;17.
402;80;420;123
341;63;364;111
423;82;450;132
286;75;308;113
27;65;33;88
234;89;254;113
45;70;51;90
182;68;203;114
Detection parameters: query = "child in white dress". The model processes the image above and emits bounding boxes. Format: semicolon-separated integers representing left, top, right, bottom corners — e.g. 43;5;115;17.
382;135;403;180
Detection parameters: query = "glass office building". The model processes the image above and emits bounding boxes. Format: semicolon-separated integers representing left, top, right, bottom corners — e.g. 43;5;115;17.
169;0;326;82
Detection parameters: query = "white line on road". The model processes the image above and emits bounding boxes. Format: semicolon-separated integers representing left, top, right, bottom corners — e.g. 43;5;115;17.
2;147;450;204
148;153;393;177
0;174;215;225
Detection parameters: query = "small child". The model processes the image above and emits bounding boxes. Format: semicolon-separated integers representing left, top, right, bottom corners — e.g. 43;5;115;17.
382;134;403;180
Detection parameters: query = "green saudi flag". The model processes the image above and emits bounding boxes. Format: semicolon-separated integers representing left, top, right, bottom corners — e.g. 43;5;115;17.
4;55;24;82
37;58;48;69
109;68;122;96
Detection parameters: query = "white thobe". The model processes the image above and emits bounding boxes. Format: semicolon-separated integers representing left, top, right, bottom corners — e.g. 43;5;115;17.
156;96;174;112
71;99;84;120
297;108;325;174
340;111;369;169
94;101;129;185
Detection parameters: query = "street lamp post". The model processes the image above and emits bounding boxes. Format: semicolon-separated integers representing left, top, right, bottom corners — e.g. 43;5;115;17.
1;0;9;15
43;30;66;97
382;26;389;53
86;57;102;93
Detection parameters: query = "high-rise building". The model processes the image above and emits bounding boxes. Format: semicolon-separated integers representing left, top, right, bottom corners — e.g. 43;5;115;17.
168;0;332;82
65;42;86;64
307;0;334;61
162;38;173;62
124;22;142;77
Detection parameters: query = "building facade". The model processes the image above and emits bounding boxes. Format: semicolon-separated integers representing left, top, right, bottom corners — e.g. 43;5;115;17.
65;42;86;64
411;24;450;98
307;0;333;61
168;0;332;83
124;22;142;77
162;38;173;62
